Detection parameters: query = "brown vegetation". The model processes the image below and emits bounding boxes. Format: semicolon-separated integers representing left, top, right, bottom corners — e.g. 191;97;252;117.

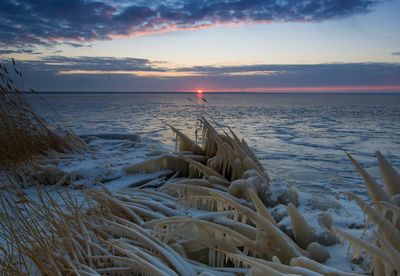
0;60;87;186
0;59;89;169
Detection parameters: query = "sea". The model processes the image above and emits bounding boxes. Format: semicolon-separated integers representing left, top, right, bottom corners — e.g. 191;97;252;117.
30;92;400;197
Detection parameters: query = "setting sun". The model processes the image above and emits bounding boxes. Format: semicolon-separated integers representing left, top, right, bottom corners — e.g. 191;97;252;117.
197;89;203;93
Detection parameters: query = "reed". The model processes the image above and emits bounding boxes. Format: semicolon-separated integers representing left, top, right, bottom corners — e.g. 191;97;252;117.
0;59;86;171
332;151;400;275
2;118;390;275
0;60;88;189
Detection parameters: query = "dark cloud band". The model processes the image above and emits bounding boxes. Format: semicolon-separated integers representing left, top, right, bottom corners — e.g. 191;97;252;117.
3;56;399;92
0;0;382;50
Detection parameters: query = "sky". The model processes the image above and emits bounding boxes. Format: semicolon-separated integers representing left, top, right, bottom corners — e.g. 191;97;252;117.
0;0;399;92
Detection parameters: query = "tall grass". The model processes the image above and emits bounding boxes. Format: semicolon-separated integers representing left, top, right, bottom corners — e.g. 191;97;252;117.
0;59;83;170
0;187;195;275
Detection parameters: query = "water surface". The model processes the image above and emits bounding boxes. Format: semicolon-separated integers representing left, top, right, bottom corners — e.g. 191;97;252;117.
30;92;400;196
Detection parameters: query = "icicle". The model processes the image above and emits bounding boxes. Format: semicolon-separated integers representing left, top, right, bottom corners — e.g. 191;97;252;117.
175;133;179;152
233;210;239;222
210;247;216;267
272;256;281;264
241;214;248;224
352;246;362;259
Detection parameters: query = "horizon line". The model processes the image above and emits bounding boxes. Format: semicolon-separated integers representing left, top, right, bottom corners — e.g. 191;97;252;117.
29;91;400;94
25;86;400;94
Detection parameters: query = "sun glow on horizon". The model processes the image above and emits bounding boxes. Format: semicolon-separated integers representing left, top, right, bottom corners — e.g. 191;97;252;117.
197;89;203;93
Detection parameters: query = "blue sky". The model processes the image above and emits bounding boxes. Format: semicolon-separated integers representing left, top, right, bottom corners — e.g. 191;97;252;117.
0;0;399;92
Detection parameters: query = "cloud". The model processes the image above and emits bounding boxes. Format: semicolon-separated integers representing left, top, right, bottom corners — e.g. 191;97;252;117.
392;51;400;56
11;56;160;72
0;48;41;55
3;56;399;92
0;0;383;49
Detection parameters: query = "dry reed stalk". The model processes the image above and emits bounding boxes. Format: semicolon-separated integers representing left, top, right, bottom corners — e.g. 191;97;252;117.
0;59;87;186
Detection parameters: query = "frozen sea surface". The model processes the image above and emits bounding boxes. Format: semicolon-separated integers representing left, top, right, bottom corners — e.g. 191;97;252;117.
15;92;399;273
30;92;400;197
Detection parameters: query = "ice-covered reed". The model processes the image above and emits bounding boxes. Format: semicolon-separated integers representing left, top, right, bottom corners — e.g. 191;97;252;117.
332;151;400;275
3;117;396;275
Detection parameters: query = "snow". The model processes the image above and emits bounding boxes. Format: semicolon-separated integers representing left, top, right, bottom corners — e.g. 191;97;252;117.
7;92;399;273
16;131;374;273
